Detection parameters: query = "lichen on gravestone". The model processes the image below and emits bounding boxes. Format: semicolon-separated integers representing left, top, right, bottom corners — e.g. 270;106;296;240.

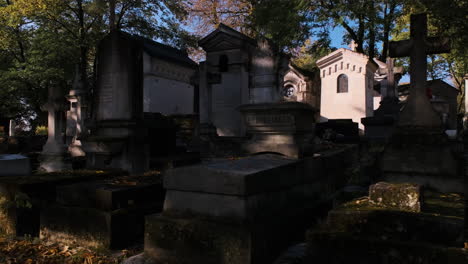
369;182;422;212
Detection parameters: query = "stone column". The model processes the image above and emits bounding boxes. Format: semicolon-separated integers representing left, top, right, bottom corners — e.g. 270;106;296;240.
39;86;71;172
8;120;16;137
464;74;468;119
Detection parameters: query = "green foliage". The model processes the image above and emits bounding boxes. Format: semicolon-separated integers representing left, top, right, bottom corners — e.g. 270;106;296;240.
250;0;311;50
35;125;47;135
0;0;194;127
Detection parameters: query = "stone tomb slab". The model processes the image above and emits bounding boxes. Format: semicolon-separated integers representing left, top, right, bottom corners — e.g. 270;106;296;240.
41;204;147;249
164;154;307;220
0;170;125;237
41;175;164;249
56;177;165;211
0;154;30;176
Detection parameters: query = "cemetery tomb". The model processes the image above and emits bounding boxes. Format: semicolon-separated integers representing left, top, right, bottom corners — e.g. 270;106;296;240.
0;154;30;177
40;173;164;249
145;145;357;264
316;47;379;130
198;24;319;139
0;170;126;237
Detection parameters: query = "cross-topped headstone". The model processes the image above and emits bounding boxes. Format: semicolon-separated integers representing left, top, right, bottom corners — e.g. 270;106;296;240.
389;13;450;129
348;40;358;51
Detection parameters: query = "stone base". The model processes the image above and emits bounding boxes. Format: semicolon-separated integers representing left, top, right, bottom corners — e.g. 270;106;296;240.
238;102;317;158
40;204;147;249
361;115;397;140
39;153;71;172
145;208;321;264
243;133;314;158
381;128;461;193
84;138;149;175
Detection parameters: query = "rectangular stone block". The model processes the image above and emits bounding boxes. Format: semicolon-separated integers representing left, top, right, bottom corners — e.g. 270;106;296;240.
145;210;316;264
164;183;320;220
41;204;160;249
57;178;164;211
164;154;300;196
369;182;422;212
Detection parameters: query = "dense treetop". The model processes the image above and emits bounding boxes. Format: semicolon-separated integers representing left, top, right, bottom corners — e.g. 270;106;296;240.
0;0;466;127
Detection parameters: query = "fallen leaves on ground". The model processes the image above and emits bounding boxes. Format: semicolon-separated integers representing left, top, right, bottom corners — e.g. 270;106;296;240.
0;237;141;264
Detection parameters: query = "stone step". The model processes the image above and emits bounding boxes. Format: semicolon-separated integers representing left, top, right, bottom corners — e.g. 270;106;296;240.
306;230;468;264
325;208;463;247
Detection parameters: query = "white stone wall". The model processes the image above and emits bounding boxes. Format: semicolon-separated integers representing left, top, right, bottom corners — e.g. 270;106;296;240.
317;49;377;130
142;53;195;115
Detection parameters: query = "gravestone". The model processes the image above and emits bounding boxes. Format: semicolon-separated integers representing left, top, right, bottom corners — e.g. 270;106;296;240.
40;174;164;249
389;14;450;129
381;13;459;192
143;144;358;264
361;58;403;140
84;30;149;174
239;102;317;158
39;86;71;172
145;154;317;264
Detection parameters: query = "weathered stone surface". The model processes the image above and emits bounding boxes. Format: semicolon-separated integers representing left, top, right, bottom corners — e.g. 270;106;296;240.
369;182;422;212
381;131;461;193
325;209;462;247
40;204;156;249
145;145;357;264
306;231;468;264
306;187;466;264
0;170;127;237
238;102;317;158
56;178;164;211
164;154;300;196
0;154;30;176
145;209;318;264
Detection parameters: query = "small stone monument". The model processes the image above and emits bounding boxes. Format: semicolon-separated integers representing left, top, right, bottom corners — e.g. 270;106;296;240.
66;66;87;157
381;13;459;192
361;58;403;140
389;13;450;130
239;102;317;158
39;86;71;172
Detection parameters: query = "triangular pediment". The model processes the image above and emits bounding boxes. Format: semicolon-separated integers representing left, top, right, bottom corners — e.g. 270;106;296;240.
199;24;256;52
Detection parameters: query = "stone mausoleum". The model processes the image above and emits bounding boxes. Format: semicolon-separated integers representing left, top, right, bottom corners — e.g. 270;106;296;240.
316;47;382;130
198;24;320;137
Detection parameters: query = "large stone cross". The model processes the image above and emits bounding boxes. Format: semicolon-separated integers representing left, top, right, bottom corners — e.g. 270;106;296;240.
389;13;450;129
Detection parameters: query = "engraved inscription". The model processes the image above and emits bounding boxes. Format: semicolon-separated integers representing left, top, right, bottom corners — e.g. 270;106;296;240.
246;114;294;125
100;73;113;103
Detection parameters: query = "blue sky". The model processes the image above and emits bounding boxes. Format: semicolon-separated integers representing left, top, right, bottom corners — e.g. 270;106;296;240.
328;27;412;83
